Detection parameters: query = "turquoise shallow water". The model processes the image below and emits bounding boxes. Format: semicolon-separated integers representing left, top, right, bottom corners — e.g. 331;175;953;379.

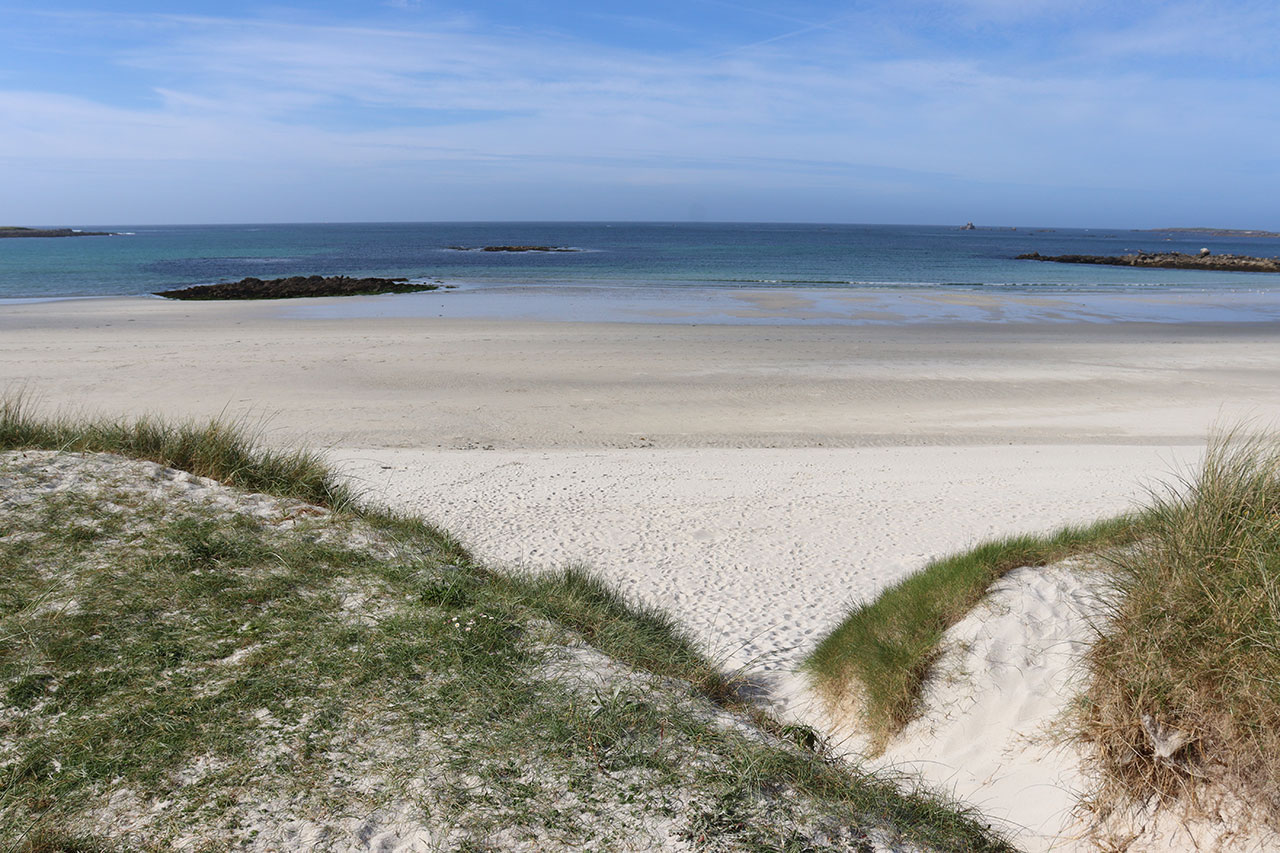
3;222;1280;323
5;221;1280;296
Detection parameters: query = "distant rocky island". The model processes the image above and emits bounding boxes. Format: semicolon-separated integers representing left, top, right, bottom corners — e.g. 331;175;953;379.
1017;251;1280;273
447;245;580;252
0;226;116;238
155;275;446;300
958;222;1019;231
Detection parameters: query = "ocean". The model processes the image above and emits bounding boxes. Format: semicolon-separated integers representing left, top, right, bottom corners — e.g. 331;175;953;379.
4;222;1280;323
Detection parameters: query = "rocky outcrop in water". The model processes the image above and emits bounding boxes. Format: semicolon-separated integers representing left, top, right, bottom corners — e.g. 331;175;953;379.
155;275;444;300
1016;251;1280;273
0;226;116;238
447;245;580;252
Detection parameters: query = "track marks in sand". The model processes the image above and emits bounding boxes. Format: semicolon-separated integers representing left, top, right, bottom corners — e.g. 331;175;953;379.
333;445;1198;690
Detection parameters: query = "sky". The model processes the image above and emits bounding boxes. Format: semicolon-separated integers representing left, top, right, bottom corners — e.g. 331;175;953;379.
1;1;1277;227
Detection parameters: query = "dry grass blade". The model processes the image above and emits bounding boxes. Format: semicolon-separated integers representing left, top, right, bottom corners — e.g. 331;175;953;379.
1081;428;1280;828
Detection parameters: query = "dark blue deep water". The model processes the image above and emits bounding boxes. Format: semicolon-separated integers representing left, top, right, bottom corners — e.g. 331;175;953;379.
4;222;1280;301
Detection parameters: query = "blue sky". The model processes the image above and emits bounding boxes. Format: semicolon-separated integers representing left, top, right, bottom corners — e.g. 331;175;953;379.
1;1;1277;226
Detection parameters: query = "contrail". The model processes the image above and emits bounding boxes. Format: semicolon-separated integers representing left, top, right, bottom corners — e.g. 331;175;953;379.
704;7;850;58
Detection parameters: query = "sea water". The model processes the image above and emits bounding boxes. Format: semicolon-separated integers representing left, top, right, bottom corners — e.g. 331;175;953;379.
2;222;1279;323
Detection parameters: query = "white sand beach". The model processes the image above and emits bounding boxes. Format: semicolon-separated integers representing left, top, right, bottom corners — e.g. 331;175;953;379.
4;294;1280;849
328;445;1189;685
329;445;1203;852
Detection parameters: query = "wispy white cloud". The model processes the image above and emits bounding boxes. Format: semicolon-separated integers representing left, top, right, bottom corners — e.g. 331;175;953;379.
1077;1;1280;65
2;3;1278;223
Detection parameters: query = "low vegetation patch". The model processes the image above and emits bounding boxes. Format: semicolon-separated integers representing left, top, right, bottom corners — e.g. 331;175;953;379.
804;513;1146;747
1082;433;1280;830
0;400;1011;852
1;394;355;511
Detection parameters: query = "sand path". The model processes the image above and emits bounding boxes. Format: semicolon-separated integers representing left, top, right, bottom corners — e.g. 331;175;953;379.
331;445;1196;680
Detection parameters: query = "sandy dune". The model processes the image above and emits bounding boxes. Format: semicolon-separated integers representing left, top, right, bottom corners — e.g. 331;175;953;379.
4;294;1280;848
330;445;1196;682
330;446;1200;853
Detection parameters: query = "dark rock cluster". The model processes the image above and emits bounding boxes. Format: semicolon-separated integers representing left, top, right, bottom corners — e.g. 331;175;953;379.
0;227;115;238
1016;251;1280;273
447;245;579;252
155;275;443;300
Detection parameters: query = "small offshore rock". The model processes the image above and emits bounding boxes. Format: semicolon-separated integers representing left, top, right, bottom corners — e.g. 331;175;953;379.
155;275;443;300
447;245;580;252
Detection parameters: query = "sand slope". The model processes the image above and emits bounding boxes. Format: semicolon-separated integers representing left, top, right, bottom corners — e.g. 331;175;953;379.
332;446;1197;695
870;559;1110;852
331;445;1208;849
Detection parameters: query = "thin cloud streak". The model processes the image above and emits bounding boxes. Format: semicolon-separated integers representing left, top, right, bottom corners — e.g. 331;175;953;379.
708;13;851;59
1;3;1278;224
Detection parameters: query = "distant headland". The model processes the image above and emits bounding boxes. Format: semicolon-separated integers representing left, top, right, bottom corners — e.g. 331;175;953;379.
1144;227;1280;238
1017;251;1280;273
0;226;117;238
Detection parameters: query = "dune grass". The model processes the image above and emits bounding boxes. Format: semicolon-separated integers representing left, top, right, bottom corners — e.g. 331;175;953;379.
804;512;1148;748
0;398;1013;852
505;566;737;704
808;427;1280;831
0;393;356;511
1082;432;1280;824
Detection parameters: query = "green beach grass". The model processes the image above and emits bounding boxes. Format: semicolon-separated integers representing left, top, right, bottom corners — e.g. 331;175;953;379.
0;397;1012;852
0;393;357;511
803;513;1148;748
807;427;1280;832
1082;432;1280;826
